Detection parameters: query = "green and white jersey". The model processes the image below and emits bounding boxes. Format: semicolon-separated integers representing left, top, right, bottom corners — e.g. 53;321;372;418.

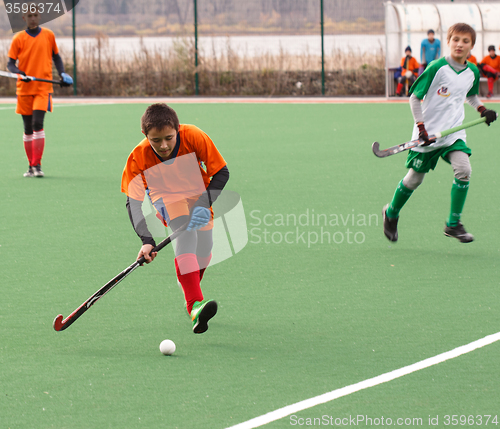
409;57;480;153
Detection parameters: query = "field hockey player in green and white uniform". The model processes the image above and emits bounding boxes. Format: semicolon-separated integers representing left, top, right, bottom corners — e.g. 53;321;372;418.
383;23;497;244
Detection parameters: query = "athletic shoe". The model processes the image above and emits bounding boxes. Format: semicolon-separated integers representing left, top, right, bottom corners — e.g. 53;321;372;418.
444;221;474;243
382;203;398;242
486;92;493;99
33;164;44;177
191;299;217;334
23;166;34;177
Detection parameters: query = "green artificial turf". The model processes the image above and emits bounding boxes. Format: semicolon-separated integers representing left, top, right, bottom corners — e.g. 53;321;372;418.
0;101;498;429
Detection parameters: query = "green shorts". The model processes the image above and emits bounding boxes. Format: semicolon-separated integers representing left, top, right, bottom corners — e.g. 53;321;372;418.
405;139;472;173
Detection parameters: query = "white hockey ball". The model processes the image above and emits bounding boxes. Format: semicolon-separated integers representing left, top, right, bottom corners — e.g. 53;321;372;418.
159;339;176;355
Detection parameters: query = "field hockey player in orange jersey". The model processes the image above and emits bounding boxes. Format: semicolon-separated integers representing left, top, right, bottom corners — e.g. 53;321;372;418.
7;5;73;177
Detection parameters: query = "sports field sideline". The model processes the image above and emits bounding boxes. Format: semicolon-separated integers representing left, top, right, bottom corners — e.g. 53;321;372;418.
0;97;499;429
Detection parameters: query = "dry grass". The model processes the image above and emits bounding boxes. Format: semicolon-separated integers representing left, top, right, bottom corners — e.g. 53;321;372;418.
0;35;385;97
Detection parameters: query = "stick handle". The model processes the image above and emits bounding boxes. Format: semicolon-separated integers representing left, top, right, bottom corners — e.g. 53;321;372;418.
136;222;188;265
435;116;486;139
0;70;63;85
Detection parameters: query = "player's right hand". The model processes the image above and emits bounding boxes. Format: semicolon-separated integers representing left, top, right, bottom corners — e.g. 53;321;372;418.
19;71;31;83
137;244;157;264
417;122;431;146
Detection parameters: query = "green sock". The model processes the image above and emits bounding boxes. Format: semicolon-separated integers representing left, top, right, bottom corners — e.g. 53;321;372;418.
386;180;413;218
447;178;469;227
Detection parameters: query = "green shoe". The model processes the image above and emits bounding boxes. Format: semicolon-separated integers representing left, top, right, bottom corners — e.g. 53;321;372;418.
191;300;217;334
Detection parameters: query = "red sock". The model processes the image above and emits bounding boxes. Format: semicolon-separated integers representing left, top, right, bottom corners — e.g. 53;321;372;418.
23;133;34;166
396;82;403;95
175;253;203;314
197;253;212;281
32;130;45;166
488;77;494;93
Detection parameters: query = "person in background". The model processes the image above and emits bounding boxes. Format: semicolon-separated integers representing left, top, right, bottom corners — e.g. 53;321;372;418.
383;23;497;244
467;52;477;65
7;7;73;177
420;29;441;71
396;46;419;96
479;45;500;98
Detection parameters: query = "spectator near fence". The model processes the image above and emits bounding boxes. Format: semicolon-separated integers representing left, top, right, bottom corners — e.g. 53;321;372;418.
479;45;500;98
420;29;441;71
396;46;420;96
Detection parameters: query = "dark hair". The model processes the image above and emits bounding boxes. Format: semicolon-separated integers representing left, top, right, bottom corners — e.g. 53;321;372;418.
447;23;476;47
488;45;496;51
427;29;435;34
141;103;179;135
405;46;412;53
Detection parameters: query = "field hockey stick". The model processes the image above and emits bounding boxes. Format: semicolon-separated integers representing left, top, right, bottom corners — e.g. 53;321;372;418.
372;116;488;158
53;223;187;332
0;70;66;85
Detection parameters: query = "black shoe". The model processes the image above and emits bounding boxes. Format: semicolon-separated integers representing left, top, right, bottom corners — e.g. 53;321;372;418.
383;204;398;242
444;221;474;243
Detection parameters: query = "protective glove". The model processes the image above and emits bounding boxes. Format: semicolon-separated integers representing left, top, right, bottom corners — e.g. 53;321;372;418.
478;106;497;126
187;206;211;231
417;122;432;146
60;72;73;87
19;71;31;83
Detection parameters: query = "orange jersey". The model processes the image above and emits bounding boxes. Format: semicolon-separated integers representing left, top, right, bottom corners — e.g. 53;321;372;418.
480;54;500;72
8;28;59;95
121;124;226;206
401;56;419;77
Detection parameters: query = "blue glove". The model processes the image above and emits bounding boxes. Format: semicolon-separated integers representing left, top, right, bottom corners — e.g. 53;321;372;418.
187;206;211;231
60;73;73;87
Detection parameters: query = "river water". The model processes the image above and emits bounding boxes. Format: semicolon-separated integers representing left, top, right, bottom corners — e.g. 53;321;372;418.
52;34;385;58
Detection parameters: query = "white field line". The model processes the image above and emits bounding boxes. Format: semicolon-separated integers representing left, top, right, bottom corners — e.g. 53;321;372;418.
0;103;116;110
226;331;500;429
1;97;498;105
0;97;401;105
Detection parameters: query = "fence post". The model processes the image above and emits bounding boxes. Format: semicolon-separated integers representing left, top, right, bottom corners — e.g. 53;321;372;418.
194;0;199;95
72;0;77;96
320;0;325;95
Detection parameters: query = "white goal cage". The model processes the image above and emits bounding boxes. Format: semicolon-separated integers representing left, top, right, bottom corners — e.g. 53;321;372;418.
385;1;500;97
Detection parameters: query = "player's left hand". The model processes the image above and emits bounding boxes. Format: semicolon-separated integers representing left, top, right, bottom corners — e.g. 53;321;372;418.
187;206;211;231
478;106;497;126
60;72;73;87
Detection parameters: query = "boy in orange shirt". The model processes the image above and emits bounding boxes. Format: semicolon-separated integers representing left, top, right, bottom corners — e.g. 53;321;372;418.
479;45;500;98
7;8;73;177
396;46;420;96
121;104;229;334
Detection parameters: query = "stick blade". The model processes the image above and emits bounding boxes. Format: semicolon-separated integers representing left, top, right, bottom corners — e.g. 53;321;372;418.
53;314;65;331
372;141;388;158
